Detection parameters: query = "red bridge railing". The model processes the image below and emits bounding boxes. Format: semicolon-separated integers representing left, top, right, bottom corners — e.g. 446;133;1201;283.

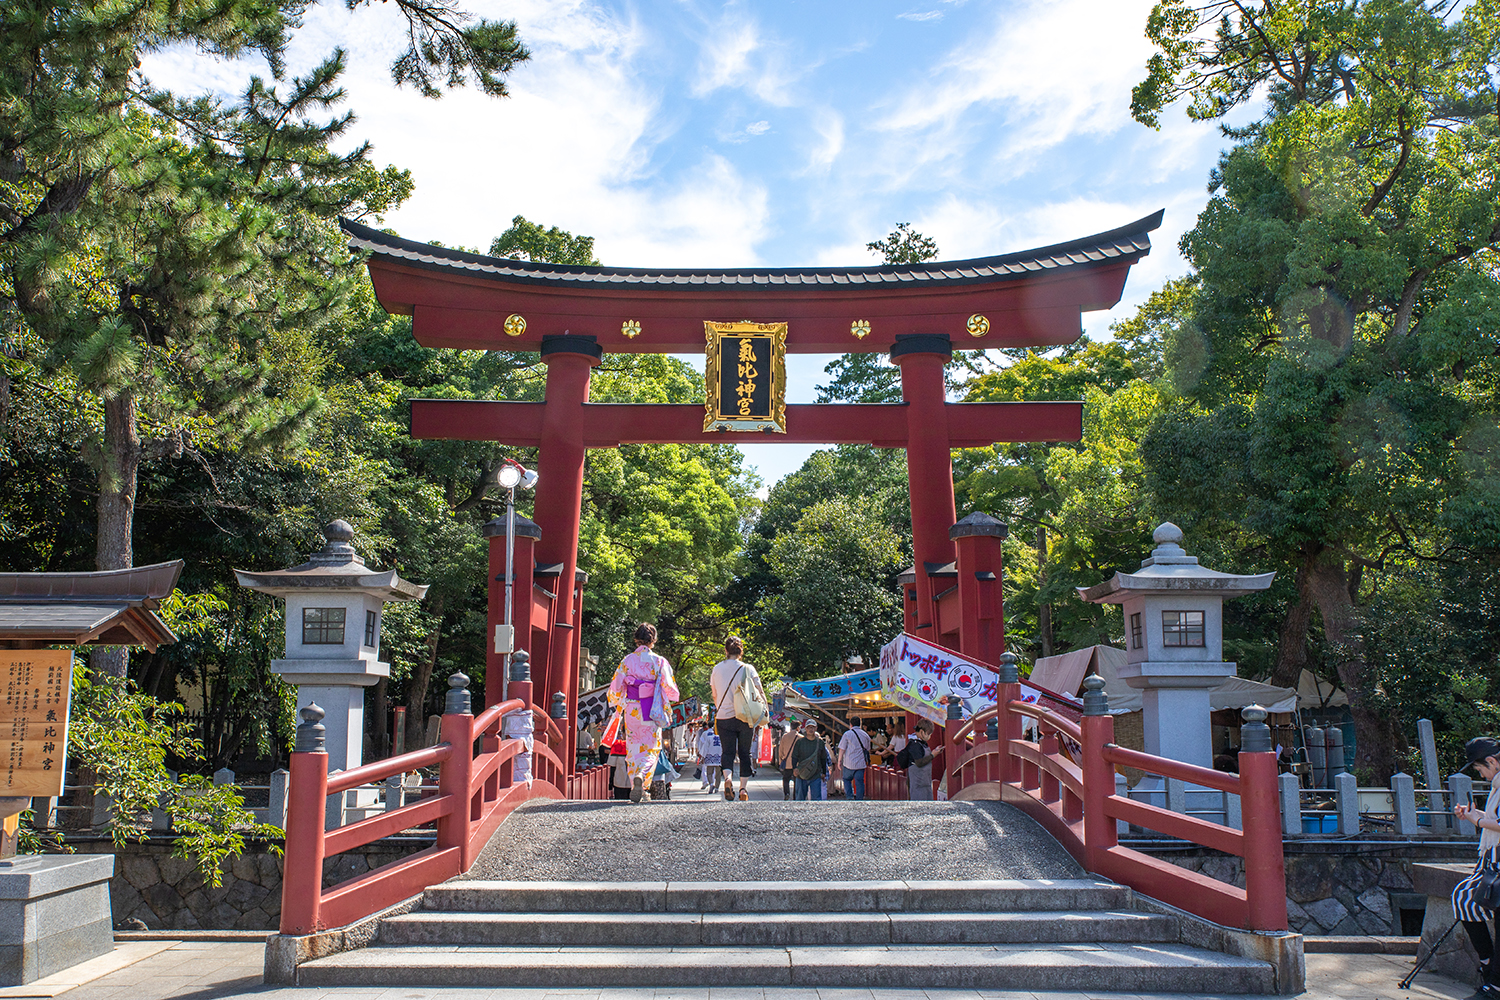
279;663;609;935
938;658;1286;932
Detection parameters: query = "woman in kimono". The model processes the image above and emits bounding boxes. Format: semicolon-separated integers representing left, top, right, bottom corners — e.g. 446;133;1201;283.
607;622;680;803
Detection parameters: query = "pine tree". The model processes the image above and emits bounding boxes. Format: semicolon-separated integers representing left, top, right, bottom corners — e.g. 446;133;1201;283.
0;0;526;677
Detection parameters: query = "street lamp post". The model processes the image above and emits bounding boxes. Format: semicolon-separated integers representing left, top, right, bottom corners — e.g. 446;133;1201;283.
495;460;537;703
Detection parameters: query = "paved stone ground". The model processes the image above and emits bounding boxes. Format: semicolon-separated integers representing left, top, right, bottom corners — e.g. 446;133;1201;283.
464;773;1083;882
40;941;1486;1000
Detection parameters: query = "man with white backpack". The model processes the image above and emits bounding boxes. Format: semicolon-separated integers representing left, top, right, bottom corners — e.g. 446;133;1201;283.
709;636;768;802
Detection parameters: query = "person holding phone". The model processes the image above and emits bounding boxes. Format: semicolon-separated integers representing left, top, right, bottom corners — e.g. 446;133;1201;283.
1452;736;1500;1000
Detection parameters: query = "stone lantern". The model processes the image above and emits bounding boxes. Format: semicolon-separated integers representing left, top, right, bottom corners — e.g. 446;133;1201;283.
236;521;427;804
1077;522;1273;783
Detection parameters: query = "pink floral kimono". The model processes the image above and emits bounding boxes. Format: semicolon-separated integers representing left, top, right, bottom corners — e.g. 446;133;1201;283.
607;645;680;781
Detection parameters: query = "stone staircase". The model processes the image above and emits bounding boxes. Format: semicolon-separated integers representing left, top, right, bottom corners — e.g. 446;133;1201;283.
296;879;1280;992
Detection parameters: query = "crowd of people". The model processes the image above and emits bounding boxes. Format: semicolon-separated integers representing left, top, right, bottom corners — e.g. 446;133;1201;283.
574;623;940;804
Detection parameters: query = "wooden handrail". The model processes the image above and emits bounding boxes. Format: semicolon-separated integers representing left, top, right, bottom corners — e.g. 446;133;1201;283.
1007;699;1082;742
474;697;526;736
1102;743;1241;794
943;682;1287;932
281;686;612;938
328;743;454;795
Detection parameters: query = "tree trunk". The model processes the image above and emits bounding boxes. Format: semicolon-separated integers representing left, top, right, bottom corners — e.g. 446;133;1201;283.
1036;524;1053;658
1269;560;1315;690
1305;554;1399;781
90;389;141;680
403;598;445;753
372;677;389;759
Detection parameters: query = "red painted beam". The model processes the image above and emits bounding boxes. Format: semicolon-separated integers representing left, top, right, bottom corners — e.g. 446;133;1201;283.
376;260;1136;353
409;400;1083;447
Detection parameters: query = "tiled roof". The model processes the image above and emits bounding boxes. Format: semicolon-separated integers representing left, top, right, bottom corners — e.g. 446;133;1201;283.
340;211;1163;289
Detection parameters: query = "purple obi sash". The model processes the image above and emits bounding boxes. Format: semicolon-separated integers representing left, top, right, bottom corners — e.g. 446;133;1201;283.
625;681;655;714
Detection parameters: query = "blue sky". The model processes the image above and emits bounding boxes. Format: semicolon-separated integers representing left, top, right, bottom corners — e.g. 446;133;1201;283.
146;0;1233;490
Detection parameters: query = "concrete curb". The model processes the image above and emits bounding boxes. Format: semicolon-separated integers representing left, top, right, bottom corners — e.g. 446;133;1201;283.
1304;935;1419;954
1132;890;1305;995
262;892;423;985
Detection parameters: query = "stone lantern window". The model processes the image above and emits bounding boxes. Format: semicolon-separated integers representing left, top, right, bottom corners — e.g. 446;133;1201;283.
302;607;347;645
1162;610;1205;647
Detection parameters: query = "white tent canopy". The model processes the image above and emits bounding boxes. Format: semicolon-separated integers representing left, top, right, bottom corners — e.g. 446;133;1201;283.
1031;645;1299;715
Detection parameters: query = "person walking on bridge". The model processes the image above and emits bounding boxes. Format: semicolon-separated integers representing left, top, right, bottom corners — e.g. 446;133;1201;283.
710;636;766;802
607;623;680;803
905;721;937;801
697;724;722;793
837;718;873;801
791;719;830;801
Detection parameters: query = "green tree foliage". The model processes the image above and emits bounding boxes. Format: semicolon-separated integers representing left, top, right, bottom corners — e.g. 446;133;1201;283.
579;354;758;674
761;496;907;674
722;445;910;678
67;669;280;885
957;337;1162;658
1133;0;1500;778
818;224;963;403
490;215;599;266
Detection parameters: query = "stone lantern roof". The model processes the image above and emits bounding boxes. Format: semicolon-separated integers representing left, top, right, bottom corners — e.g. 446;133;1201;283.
233;520;427;601
1076;522;1274;605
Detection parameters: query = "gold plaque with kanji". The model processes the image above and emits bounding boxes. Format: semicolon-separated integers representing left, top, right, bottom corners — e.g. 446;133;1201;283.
703;321;787;433
0;650;73;797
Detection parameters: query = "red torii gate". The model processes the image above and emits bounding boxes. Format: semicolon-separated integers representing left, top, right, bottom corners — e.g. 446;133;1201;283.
343;211;1161;768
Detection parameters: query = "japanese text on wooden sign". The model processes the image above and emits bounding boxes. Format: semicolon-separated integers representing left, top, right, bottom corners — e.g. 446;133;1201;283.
703;320;787;433
1;650;73;797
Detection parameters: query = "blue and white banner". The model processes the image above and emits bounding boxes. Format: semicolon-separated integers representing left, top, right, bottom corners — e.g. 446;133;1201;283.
788;668;882;704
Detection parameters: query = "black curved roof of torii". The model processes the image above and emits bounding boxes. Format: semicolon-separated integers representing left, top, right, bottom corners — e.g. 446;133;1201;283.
340;210;1164;289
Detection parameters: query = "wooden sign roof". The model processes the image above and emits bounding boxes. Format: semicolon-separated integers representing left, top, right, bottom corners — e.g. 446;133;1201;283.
0;561;182;650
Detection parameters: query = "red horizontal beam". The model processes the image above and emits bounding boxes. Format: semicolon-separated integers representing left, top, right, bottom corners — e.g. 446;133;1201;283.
410;400;1082;448
374;259;1137;353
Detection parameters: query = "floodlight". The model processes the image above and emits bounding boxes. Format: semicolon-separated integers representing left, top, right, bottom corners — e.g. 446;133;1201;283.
521;469;538;489
497;464;523;489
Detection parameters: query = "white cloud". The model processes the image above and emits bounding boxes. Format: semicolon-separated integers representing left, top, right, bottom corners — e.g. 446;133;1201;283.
898;11;945;21
802;109;845;173
140;0;771;267
872;0;1157;179
745;120;771;135
689;10;799;105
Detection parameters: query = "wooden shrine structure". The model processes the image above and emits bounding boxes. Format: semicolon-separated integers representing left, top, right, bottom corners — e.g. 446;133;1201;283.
268;209;1293;946
341;210;1163;767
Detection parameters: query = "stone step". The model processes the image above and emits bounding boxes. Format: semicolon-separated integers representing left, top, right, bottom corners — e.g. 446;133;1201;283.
298;942;1276;993
424;878;1131;914
380;908;1179;947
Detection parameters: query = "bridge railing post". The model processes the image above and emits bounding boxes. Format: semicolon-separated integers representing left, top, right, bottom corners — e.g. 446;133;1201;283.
281;705;329;936
944;695;964;798
997;653;1020;787
1080;675;1116;870
437;673;477;868
1238;705;1288;931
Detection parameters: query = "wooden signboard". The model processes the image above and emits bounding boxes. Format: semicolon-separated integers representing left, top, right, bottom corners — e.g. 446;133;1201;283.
703;320;787;433
1;650;73;797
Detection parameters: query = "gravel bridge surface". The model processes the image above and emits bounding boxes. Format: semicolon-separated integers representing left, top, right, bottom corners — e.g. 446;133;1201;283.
463;798;1084;882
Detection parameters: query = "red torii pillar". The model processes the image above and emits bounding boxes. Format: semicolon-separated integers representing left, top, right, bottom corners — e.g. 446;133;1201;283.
531;337;601;760
891;335;958;634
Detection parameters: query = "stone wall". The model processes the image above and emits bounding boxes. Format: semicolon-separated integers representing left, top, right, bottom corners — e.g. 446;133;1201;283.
1139;839;1476;935
61;835;432;931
